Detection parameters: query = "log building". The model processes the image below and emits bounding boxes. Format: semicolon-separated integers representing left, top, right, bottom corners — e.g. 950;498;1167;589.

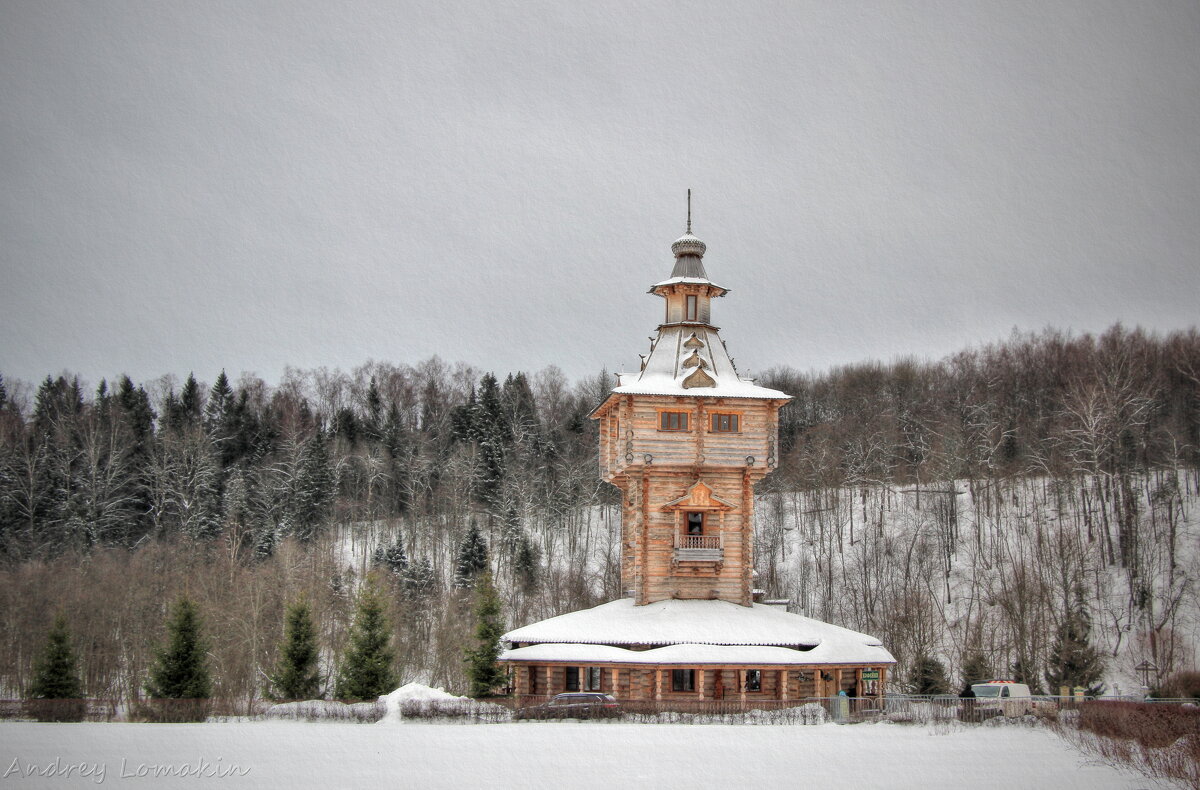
500;210;895;703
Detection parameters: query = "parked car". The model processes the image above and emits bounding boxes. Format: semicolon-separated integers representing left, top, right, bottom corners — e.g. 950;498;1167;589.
515;693;620;721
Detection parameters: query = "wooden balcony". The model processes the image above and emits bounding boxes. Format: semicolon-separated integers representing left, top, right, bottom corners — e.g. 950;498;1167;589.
673;533;723;563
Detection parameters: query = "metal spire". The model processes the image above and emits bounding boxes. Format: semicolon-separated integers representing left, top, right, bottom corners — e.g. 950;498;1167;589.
686;188;692;234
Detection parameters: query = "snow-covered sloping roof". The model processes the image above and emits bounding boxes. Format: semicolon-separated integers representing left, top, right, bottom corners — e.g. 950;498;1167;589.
501;598;895;665
501;641;892;666
612;325;790;400
501;643;779;665
649;275;729;291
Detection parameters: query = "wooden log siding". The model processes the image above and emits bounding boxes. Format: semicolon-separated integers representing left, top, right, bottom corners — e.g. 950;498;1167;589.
505;661;887;700
625;468;754;603
596;396;785;480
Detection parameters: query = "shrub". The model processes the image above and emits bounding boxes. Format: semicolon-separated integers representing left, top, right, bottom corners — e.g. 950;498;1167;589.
1152;672;1200;701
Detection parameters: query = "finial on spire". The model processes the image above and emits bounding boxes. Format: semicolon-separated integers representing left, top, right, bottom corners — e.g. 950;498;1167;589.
686;188;692;234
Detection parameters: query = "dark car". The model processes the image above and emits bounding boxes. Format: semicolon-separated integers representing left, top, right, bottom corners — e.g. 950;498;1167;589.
515;693;620;721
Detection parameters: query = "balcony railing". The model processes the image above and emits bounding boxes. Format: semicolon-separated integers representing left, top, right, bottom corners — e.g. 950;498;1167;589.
673;532;723;562
676;534;721;550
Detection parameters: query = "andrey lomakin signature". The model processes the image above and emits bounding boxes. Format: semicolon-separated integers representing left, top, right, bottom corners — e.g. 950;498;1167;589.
4;756;250;783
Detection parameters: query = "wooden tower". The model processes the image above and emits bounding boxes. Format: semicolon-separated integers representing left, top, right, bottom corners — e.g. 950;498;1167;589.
591;210;791;606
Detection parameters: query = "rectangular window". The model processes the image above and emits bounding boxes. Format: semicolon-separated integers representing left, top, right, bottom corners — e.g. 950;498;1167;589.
659;411;689;431
711;413;739;433
686;512;704;535
584;667;602;691
686;295;698;321
671;669;695;692
530;666;538;695
565;667;579;691
745;670;762;692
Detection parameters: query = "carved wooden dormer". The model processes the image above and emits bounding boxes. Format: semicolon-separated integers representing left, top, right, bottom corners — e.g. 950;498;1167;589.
591;215;791;606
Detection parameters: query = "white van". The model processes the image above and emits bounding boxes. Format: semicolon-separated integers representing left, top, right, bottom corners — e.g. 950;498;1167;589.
970;681;1033;716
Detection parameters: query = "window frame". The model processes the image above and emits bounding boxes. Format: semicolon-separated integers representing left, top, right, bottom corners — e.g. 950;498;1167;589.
685;295;698;321
685;512;704;535
658;410;690;432
745;669;762;693
671;669;696;692
584;667;602;692
709;412;741;433
565;667;579;692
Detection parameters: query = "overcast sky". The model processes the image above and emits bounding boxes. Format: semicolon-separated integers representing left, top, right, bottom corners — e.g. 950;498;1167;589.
2;1;1197;394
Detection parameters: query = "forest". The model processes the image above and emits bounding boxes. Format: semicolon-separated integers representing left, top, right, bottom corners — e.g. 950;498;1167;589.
1;323;1198;706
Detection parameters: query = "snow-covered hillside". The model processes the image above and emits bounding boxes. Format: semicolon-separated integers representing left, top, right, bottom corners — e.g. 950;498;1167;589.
757;469;1200;693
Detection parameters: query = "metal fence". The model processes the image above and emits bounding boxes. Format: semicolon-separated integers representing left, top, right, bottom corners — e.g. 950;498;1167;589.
4;695;1193;726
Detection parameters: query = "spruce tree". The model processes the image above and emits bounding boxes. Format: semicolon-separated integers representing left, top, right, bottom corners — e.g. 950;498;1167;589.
473;374;508;508
146;598;211;702
402;557;436;600
269;600;322;701
960;649;992;696
180;373;202;427
373;533;409;577
204;371;234;433
364;376;384;440
464;572;506;698
514;534;540;594
909;655;951;695
291;430;335;542
28;614;85;721
453;522;489;588
335;582;396;701
1045;593;1106;696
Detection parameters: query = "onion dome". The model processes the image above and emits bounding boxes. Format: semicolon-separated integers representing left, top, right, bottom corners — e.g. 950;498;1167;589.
671;233;707;258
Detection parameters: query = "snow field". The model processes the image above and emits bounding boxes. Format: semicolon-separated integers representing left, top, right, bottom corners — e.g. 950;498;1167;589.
0;721;1149;790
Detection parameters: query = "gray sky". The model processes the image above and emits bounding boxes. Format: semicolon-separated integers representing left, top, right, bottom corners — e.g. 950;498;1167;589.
2;1;1198;393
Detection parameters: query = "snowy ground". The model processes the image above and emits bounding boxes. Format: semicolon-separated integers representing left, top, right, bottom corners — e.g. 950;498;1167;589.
0;721;1152;790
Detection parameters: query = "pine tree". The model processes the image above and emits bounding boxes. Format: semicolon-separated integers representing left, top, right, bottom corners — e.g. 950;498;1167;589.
364;376;384;440
204;371;234;433
402;557;436;600
959;650;992;696
269;600;322;701
464;572;506;698
1045;592;1106;696
27;614;85;721
291;430;335;542
373;533;409;576
514;533;540;594
180;373;202;427
453;521;489;588
333;407;358;445
473;374;508;509
908;655;950;695
335;582;396;701
146;598;211;700
204;370;241;472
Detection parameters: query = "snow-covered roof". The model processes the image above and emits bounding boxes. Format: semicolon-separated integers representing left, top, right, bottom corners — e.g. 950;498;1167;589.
610;324;790;400
671;233;707;259
500;642;889;666
501;598;895;665
613;376;789;400
648;276;729;292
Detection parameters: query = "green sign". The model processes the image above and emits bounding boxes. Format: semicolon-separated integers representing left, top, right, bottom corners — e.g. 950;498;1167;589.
861;670;880;681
